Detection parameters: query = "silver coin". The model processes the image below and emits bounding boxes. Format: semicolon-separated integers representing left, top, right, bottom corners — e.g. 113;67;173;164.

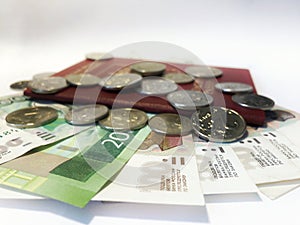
136;77;178;95
10;96;30;102
215;82;253;94
32;72;56;80
28;77;68;94
162;72;194;84
0;98;12;106
99;108;148;131
99;73;142;91
192;107;246;143
85;52;113;61
148;113;192;136
65;73;101;86
130;61;166;76
65;104;109;125
184;66;223;78
167;90;214;110
232;93;275;110
10;80;30;90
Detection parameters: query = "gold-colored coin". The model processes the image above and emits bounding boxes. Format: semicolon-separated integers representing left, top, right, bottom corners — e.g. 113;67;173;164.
5;106;58;128
130;61;166;76
162;73;194;84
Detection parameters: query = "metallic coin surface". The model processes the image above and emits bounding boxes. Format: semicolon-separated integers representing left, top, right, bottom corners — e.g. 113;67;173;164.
10;80;30;90
65;104;109;125
65;73;101;86
28;77;68;94
130;61;166;76
99;108;148;131
184;66;223;78
32;72;56;80
215;82;253;94
0;98;12;106
85;52;113;61
162;72;194;84
167;90;214;110
6;106;58;128
148;113;192;136
192;107;246;143
10;96;29;102
99;73;142;91
136;77;178;95
232;93;275;110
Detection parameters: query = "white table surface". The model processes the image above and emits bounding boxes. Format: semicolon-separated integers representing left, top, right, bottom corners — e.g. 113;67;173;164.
1;1;300;224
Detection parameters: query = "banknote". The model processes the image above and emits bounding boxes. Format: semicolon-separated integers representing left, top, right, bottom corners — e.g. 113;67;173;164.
0;124;151;207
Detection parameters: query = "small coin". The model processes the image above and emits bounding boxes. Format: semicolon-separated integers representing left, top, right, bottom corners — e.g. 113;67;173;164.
192;107;246;143
6;106;58;128
28;77;68;94
32;72;56;80
85;52;113;61
10;80;30;90
130;61;166;76
136;77;178;95
0;98;12;106
99;73;142;91
184;66;223;78
65;74;101;86
215;82;253;94
162;72;194;84
167;90;214;110
232;93;275;110
10;96;30;102
148;113;192;136
99;108;148;131
65;104;109;125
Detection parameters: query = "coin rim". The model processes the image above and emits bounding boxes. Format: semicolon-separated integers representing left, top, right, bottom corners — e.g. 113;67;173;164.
232;93;275;110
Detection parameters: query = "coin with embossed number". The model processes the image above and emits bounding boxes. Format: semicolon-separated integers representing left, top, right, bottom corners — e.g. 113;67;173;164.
6;106;58;128
148;113;192;136
192;107;246;143
215;82;253;94
28;77;68;94
99;108;148;131
10;80;30;90
99;73;142;91
66;73;101;86
136;77;178;95
184;66;223;78
65;104;109;125
130;61;166;76
85;52;113;61
162;72;194;84
232;93;275;110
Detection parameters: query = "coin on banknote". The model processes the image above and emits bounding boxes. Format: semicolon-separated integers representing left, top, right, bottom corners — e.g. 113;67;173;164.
162;72;194;84
192;107;246;142
0;98;12;106
32;72;56;80
232;93;275;110
130;61;166;76
148;113;192;136
99;73;142;91
167;90;214;110
215;82;253;94
184;66;223;78
28;77;68;94
136;77;178;95
10;80;30;90
85;52;113;61
65;104;109;125
66;73;101;86
5;106;58;128
99;108;148;131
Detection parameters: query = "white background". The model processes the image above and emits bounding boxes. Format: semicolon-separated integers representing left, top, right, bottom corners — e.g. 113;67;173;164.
1;0;300;225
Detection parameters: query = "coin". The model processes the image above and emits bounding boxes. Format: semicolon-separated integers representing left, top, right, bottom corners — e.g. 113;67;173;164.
10;80;30;90
65;104;109;125
162;72;194;84
192;107;246;143
184;66;223;78
167;90;214;110
99;108;148;131
130;61;166;76
28;77;68;94
232;93;275;110
99;73;142;91
32;72;56;80
85;52;113;61
10;96;29;102
0;98;12;106
65;73;101;86
6;106;58;128
148;113;192;136
215;82;253;94
136;77;178;95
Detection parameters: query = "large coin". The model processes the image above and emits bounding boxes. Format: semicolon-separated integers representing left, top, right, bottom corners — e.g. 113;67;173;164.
136;77;178;95
215;82;253;94
167;90;214;110
184;66;223;78
85;52;113;61
130;61;166;76
32;72;56;80
162;72;194;84
65;104;109;125
99;108;148;131
10;80;30;90
99;73;142;91
232;93;275;110
148;113;192;136
192;107;246;143
5;106;58;128
28;77;68;94
65;73;101;86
